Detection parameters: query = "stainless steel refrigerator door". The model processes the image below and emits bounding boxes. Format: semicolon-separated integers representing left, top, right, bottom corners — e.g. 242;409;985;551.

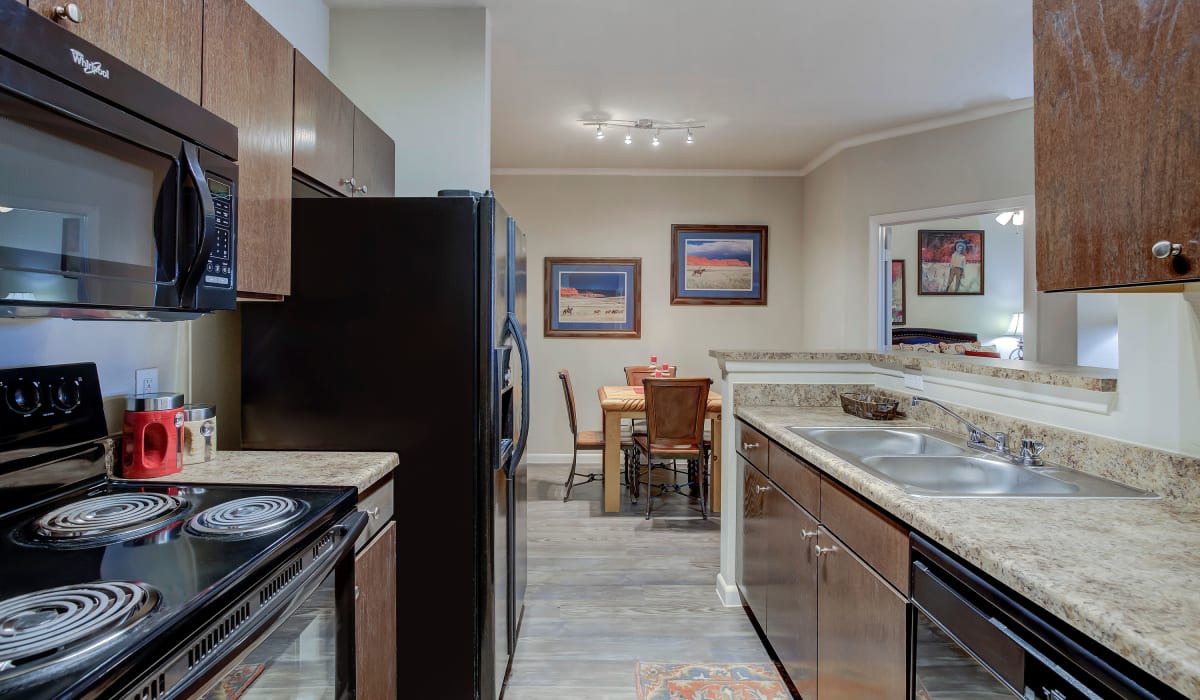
509;217;528;653
489;196;511;700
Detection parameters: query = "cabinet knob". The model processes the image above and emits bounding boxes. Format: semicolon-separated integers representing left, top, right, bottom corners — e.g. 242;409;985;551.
53;3;82;22
801;529;819;540
354;585;361;601
753;484;770;494
367;506;380;519
742;442;760;450
814;544;839;557
1151;240;1183;259
340;177;357;192
355;184;369;195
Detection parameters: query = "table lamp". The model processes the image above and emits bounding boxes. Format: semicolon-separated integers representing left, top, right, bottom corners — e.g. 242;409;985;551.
1007;312;1024;359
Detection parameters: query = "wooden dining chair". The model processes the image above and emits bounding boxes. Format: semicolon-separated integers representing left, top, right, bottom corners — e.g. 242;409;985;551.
559;369;636;503
623;364;677;386
632;377;713;520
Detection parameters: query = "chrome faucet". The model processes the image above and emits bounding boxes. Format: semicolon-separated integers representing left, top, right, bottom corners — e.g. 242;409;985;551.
909;397;1008;454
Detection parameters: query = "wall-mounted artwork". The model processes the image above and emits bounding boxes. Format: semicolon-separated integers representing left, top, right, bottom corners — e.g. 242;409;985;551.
918;229;984;295
670;224;767;305
891;259;906;325
544;257;641;338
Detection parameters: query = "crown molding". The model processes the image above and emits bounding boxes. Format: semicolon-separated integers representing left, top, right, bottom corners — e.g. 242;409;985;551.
491;167;806;177
798;98;1034;176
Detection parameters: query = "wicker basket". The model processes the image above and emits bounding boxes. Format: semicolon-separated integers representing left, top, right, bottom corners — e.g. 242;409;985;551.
839;392;904;421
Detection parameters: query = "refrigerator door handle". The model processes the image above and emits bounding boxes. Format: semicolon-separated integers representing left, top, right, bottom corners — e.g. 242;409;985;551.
502;312;531;473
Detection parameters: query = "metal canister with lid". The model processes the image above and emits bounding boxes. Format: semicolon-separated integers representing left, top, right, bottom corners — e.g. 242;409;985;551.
121;393;185;478
181;403;217;465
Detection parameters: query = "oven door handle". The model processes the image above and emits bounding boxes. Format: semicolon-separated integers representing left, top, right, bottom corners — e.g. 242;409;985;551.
178;142;216;306
163;510;368;700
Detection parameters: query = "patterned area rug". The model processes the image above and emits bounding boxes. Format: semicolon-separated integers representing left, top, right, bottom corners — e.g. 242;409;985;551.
635;662;791;700
203;663;266;700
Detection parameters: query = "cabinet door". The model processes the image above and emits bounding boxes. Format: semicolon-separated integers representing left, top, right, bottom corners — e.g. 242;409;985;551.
202;0;293;297
1034;0;1200;290
29;0;202;102
767;494;818;700
356;521;397;700
739;459;769;625
293;51;355;195
816;528;907;700
353;108;395;197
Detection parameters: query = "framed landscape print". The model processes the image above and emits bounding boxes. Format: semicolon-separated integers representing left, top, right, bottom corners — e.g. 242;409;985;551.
544;257;641;338
890;259;906;325
917;229;984;295
670;224;767;305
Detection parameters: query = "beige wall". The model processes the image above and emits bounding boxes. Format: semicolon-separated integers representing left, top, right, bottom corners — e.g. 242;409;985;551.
800;109;1036;350
492;175;805;456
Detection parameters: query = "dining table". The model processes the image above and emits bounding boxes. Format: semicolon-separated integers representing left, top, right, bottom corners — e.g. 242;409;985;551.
596;385;722;514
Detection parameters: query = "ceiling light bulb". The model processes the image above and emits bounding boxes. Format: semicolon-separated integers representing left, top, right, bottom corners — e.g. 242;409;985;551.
594;125;604;140
0;206;12;214
995;211;1014;225
624;129;632;145
686;128;694;144
1012;210;1025;226
651;131;661;147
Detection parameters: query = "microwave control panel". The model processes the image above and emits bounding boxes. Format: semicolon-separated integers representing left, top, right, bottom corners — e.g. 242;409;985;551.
204;176;234;287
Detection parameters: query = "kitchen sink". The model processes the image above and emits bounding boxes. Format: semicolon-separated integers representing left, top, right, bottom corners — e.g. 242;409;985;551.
787;426;1156;499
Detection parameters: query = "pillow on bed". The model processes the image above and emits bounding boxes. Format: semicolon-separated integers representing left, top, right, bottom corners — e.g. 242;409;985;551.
939;342;982;355
895;342;942;353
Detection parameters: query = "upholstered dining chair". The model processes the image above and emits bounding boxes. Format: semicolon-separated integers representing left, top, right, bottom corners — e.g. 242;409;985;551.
632;377;713;520
558;369;635;503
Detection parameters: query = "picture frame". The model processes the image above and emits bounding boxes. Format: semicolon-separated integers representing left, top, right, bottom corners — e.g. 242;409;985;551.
890;259;906;325
544;257;641;338
670;224;767;305
917;229;984;296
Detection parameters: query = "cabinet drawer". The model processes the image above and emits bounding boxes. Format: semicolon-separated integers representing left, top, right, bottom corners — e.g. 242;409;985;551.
769;443;820;517
820;479;908;591
355;472;395;552
736;421;769;472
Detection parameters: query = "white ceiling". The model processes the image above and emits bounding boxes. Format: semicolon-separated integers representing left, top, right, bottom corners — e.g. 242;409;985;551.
328;0;1033;171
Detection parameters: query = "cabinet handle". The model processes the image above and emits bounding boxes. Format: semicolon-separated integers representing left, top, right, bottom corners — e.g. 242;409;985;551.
1151;240;1183;259
53;3;82;22
801;529;819;540
814;544;839;557
340;177;357;192
742;442;760;450
355;184;369;195
366;506;381;519
754;484;770;493
354;585;361;601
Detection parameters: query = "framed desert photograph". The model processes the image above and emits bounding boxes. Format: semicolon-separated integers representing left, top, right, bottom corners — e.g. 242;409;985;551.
544;257;641;338
890;259;906;325
917;229;984;295
670;224;767;305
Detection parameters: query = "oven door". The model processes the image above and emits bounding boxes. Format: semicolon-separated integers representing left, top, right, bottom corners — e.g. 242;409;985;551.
0;52;236;317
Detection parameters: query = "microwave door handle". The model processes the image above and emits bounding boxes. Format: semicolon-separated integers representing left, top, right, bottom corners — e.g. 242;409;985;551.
179;142;216;303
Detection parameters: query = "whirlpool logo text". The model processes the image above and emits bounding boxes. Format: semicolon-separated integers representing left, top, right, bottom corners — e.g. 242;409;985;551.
69;48;110;79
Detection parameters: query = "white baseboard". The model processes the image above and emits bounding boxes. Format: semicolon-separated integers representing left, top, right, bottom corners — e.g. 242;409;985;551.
527;453;601;465
715;572;742;607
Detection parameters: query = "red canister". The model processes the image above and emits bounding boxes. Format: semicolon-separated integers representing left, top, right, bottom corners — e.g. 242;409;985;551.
121;393;185;478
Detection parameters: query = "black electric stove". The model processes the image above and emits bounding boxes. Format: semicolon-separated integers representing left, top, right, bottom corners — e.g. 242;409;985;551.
0;363;363;699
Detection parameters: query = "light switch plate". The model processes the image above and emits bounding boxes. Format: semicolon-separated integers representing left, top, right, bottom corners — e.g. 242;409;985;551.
903;372;924;390
135;367;158;395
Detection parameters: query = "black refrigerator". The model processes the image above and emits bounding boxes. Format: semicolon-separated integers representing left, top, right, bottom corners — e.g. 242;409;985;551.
240;191;529;700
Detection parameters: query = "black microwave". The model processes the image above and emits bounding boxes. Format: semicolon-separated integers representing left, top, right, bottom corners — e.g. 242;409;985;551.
0;3;238;320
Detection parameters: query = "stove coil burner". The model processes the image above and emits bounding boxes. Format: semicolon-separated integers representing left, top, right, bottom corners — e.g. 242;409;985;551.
32;493;188;545
187;496;308;538
0;582;160;678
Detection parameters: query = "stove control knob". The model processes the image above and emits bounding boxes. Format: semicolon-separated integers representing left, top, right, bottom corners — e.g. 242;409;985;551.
6;380;42;415
52;379;83;411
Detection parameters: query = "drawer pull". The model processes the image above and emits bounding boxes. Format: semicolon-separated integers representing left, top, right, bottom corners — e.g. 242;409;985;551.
366;506;381;519
754;485;771;494
354;585;360;601
801;529;819;540
53;3;82;23
742;442;760;450
814;544;839;557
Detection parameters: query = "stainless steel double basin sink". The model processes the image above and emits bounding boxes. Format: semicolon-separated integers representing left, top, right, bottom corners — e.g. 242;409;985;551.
787;426;1156;499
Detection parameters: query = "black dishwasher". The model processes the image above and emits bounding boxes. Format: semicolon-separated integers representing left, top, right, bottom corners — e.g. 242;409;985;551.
910;534;1185;700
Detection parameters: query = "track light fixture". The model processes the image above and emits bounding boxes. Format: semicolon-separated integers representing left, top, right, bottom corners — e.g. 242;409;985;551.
580;118;705;147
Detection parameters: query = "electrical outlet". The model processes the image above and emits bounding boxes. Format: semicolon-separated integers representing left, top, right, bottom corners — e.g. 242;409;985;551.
903;372;924;391
135;368;158;395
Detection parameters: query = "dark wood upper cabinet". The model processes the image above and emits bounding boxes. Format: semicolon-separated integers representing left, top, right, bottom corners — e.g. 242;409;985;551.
353;108;395;197
1034;0;1200;291
293;51;355;195
202;0;293;297
29;0;202;102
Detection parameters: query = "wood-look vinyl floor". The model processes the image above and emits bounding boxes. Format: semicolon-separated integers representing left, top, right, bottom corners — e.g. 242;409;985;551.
502;463;772;700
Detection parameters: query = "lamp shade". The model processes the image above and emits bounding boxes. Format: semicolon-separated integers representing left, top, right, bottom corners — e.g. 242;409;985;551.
1007;312;1024;335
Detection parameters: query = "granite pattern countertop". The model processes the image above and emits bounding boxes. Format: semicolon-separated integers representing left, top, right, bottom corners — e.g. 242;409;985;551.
135;451;399;494
736;406;1200;698
710;350;1118;392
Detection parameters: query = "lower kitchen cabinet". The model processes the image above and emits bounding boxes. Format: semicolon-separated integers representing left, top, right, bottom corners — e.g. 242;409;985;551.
767;490;819;699
816;527;908;700
740;458;769;624
355;521;397;699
